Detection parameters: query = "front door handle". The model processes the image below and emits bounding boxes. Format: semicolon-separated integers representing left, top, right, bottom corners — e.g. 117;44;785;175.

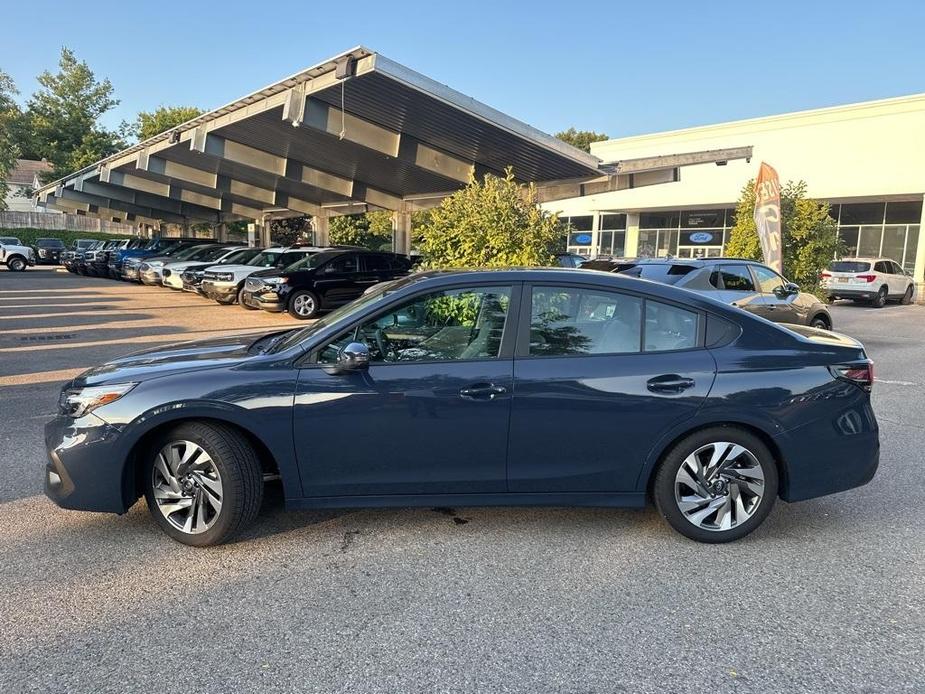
647;375;695;394
459;383;507;400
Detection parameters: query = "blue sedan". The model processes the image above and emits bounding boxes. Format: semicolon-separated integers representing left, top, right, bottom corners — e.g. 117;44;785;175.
45;269;878;546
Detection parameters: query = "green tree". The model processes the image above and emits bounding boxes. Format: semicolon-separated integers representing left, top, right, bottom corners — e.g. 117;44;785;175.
418;169;564;269
23;47;123;180
0;70;21;209
725;179;842;293
329;211;394;250
130;105;204;141
271;216;312;246
555;127;608;153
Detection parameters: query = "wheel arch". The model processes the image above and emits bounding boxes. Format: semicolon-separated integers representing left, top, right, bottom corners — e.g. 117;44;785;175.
120;408;284;511
809;311;831;329
641;419;789;500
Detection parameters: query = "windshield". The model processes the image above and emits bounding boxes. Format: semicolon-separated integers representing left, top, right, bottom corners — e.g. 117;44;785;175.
37;239;65;248
168;244;209;260
281;252;326;272
193;245;234;262
829;261;871;273
246;250;286;267
220;248;261;265
270;277;410;353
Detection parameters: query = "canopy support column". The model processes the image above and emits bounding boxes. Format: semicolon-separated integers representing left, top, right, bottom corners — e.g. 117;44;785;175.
392;206;412;255
313;212;330;247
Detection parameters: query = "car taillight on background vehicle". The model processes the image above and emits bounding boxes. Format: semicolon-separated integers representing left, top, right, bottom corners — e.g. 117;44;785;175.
830;362;874;392
819;271;831;279
856;274;877;283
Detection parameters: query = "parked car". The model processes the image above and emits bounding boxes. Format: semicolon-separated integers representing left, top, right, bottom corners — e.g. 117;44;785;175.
32;238;66;265
138;243;235;285
63;239;98;272
177;247;265;294
820;258;915;307
617;258;833;330
116;237;203;281
0;238;36;271
200;245;324;306
161;246;249;290
555;252;587;268
45;268;879;547
77;240;112;276
240;249;413;319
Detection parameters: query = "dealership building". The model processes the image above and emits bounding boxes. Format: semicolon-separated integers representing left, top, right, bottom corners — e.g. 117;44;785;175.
545;93;925;294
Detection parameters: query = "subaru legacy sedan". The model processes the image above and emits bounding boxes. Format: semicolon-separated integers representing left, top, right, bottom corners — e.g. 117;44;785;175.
45;269;878;546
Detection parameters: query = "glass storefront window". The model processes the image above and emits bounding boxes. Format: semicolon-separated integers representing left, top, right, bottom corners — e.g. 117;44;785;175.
838;227;860;256
858;225;883;257
681;210;725;228
568;215;593;232
600;214;626;230
640;212;679;229
885;201;923;224
841;203;885;225
880;225;907;264
904;226;919;274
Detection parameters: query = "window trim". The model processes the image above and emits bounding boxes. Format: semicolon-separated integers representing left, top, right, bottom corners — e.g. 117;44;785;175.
299;281;523;368
515;281;706;360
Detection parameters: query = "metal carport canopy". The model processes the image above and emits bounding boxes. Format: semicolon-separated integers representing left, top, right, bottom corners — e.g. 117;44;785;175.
33;45;752;239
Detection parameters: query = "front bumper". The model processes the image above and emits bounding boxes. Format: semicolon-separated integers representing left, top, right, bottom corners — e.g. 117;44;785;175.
44;413;130;513
201;281;238;302
36;252;62;264
122;265;141;281
162;272;184;289
140;269;163;285
241;288;285;311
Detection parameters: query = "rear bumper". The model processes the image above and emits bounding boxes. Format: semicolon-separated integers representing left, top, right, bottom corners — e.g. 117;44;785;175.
44;413;130;514
775;397;879;502
826;287;880;300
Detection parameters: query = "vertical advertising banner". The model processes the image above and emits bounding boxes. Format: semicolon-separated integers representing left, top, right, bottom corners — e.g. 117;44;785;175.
753;162;783;273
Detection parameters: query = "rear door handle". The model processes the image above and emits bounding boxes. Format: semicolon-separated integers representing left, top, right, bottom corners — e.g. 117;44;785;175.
459;383;507;400
647;375;695;394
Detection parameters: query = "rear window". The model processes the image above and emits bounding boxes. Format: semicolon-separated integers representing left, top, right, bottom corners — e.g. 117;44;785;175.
829;261;871;273
619;264;696;285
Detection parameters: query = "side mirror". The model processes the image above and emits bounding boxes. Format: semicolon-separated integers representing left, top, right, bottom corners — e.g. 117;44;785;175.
776;282;799;296
335;342;370;373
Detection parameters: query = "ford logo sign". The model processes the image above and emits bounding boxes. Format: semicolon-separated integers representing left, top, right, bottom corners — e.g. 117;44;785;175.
573;233;593;245
689;232;714;244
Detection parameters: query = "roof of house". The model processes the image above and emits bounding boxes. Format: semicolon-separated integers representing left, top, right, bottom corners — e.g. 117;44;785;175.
7;159;53;186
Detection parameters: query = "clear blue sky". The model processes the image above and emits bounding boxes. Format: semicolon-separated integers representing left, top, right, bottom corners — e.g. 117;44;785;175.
2;0;922;140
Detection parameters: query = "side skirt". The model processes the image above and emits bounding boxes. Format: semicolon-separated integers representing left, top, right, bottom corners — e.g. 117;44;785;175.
285;492;647;511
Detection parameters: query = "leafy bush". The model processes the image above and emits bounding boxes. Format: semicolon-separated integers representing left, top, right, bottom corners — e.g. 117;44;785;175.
418;169;564;269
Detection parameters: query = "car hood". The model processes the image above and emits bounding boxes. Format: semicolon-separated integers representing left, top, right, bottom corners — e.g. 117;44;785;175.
204;263;261;276
250;267;288;279
72;331;279;387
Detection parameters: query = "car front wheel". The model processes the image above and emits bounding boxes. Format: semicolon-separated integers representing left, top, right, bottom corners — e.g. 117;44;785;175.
900;285;914;305
143;422;263;547
288;290;320;319
653;427;778;543
7;257;26;272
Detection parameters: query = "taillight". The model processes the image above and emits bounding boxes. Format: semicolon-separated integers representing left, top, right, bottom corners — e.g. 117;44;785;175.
830;361;874;392
819;271;831;279
855;274;877;283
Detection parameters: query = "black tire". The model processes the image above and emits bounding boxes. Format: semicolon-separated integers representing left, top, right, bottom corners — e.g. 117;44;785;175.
653;426;779;543
7;257;26;272
143;421;263;547
900;284;914;305
810;314;830;330
287;289;320;320
237;286;257;309
871;286;888;308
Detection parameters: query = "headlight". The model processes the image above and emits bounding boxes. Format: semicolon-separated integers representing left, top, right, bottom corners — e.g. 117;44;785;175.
148;261;164;268
263;277;287;285
214;273;235;282
162;269;171;277
59;383;137;419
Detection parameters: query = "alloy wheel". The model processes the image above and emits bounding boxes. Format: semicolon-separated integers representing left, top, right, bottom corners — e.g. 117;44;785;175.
293;294;315;317
674;441;765;532
151;440;224;535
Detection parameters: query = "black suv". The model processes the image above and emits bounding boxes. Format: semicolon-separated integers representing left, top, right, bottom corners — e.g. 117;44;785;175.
616;257;833;329
33;238;66;265
241;249;413;319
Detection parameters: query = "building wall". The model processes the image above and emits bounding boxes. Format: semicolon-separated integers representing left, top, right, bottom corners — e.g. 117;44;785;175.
2;183;44;212
543;93;925;294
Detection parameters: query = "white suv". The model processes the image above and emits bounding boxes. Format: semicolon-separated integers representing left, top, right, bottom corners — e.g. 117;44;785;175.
199;246;325;305
821;257;916;307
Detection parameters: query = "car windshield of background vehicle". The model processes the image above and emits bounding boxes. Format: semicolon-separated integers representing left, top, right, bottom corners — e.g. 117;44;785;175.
247;251;284;267
221;248;262;265
318;286;512;364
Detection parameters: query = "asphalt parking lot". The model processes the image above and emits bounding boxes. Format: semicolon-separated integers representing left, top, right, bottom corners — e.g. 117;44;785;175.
1;267;923;693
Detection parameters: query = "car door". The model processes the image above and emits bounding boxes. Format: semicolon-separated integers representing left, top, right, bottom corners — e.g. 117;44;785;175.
881;261;901;295
293;282;520;497
357;253;390;288
314;253;362;308
890;261;910;294
751;264;799;324
507;283;716;492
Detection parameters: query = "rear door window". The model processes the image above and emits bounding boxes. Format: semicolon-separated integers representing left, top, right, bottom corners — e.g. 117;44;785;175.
326;254;360;274
715;265;755;291
874;261;890;274
644;301;699;352
362;254;390;272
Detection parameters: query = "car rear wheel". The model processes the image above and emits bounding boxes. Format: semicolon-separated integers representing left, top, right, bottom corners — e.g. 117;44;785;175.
143;422;263;547
871;286;888;308
653;427;778;543
900;284;914;305
288;290;320;319
7;256;26;272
